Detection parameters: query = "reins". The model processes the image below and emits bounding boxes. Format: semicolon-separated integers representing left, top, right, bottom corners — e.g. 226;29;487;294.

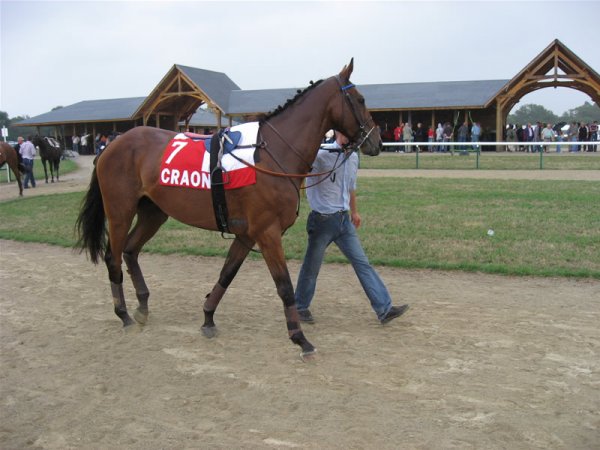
224;76;372;182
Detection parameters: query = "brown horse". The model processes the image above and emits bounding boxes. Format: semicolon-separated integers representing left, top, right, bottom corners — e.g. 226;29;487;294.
0;142;24;196
76;59;382;357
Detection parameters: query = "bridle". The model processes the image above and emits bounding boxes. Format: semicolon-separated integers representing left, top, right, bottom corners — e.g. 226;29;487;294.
228;75;375;180
335;75;377;151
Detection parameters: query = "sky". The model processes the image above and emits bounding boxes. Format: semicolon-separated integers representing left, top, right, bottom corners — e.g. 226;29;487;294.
1;0;599;119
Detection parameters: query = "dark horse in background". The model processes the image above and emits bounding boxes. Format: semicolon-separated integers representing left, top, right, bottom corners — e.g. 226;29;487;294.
0;142;24;196
32;135;63;183
76;59;382;358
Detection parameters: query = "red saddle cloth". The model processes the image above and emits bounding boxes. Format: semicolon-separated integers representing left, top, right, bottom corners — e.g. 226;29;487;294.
159;134;256;190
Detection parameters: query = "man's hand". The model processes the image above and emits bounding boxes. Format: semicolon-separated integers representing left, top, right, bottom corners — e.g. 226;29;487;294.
351;211;362;229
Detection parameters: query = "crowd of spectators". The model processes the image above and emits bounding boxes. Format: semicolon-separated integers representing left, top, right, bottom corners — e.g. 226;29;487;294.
504;120;598;153
380;119;598;153
383;121;483;153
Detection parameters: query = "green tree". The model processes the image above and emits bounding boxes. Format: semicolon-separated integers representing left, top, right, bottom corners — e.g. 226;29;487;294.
0;111;9;129
560;102;600;124
507;104;559;125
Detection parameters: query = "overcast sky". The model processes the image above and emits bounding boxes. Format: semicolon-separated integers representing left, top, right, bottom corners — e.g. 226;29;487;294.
1;0;599;118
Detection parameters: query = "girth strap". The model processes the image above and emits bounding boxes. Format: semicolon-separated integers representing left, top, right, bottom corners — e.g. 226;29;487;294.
210;131;230;233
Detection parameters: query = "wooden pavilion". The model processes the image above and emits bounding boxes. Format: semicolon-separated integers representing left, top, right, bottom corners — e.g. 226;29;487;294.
16;40;599;149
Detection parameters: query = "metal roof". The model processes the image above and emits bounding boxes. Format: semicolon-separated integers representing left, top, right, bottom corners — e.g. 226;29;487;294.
227;88;300;115
16;79;510;127
225;80;510;115
17;97;146;125
176;64;241;113
359;79;510;110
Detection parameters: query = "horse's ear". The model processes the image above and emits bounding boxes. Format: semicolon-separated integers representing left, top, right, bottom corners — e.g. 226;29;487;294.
339;58;354;82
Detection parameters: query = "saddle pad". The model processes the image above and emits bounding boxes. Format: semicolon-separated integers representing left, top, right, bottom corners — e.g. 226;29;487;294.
159;134;256;190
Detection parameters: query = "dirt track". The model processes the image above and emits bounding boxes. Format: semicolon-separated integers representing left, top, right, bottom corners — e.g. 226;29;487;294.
1;155;599;449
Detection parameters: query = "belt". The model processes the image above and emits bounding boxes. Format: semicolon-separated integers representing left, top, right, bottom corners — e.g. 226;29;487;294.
312;210;347;216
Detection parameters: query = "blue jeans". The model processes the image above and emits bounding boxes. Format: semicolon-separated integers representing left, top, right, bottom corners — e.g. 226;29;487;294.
295;211;392;320
23;158;36;187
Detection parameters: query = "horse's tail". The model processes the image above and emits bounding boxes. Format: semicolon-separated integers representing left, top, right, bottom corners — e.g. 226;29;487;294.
75;167;106;264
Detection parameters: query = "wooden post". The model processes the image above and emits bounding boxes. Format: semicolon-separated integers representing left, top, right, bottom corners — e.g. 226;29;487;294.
495;100;503;152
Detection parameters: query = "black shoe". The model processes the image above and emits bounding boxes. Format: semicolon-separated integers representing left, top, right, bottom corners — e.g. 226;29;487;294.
298;309;314;323
380;304;409;324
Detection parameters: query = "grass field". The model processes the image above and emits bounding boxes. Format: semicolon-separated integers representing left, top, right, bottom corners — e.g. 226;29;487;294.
1;177;598;278
359;150;600;170
0;159;77;184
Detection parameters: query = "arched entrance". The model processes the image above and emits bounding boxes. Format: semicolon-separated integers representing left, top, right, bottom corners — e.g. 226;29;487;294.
493;39;600;142
134;64;240;131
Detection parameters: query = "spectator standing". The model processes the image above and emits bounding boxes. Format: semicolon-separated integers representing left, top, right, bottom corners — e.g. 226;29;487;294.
471;121;481;150
402;122;413;153
568;122;578;152
578;122;589;151
442;122;453;153
457;121;469;151
393;122;403;152
80;134;88;154
525;123;535;152
427;125;434;152
95;133;109;156
588;120;598;152
435;123;444;152
414;122;427;151
72;134;80;154
516;124;525;151
18;136;36;188
506;124;517;152
541;123;554;152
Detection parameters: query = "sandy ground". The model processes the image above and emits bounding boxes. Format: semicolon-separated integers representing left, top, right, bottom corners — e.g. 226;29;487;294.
1;155;599;449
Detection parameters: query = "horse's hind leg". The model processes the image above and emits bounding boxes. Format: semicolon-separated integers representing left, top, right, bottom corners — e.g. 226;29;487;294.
202;236;253;338
104;203;139;327
42;159;49;183
53;160;59;182
122;199;168;325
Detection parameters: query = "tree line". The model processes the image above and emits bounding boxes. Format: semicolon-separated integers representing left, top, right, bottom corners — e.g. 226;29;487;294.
507;102;600;126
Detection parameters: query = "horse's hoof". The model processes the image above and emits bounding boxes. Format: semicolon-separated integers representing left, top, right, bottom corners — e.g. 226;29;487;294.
201;325;218;338
122;321;140;334
301;348;318;362
134;308;149;325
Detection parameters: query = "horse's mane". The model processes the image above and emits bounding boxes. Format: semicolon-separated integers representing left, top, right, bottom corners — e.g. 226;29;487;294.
260;79;324;123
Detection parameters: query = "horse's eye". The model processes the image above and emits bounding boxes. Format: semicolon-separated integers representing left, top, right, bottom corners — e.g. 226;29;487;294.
357;97;365;105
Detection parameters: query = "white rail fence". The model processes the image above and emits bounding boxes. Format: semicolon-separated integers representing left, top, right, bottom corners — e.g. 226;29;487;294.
380;140;598;169
2;141;599;183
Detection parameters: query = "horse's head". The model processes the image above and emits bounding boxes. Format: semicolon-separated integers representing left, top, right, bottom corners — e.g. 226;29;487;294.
31;135;44;149
330;58;382;156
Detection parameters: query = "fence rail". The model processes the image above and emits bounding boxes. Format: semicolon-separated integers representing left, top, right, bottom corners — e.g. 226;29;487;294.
381;141;598;169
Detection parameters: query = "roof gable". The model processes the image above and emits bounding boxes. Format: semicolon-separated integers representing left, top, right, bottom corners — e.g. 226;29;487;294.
176;65;241;113
493;39;600;112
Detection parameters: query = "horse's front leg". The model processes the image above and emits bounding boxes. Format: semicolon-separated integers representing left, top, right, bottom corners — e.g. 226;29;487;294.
257;231;316;359
202;236;253;338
